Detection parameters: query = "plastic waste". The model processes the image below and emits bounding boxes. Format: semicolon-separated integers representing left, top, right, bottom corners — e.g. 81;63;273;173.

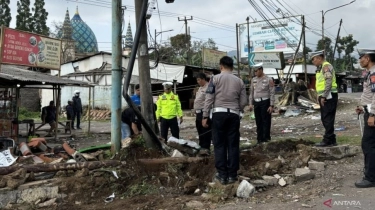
335;126;345;131
284;108;301;117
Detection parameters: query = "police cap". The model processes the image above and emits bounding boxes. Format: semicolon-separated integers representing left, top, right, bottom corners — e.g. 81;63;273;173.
252;62;263;71
357;48;375;59
162;81;173;89
308;50;325;60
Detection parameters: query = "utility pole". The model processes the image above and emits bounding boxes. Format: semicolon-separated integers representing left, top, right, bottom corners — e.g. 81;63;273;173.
302;16;308;84
235;24;241;78
332;19;343;63
111;0;122;153
135;0;158;149
178;16;193;64
246;17;251;78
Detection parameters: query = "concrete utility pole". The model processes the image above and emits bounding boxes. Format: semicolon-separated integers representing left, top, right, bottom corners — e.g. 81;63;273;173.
332;19;343;62
178;16;193;64
135;0;159;149
111;0;122;153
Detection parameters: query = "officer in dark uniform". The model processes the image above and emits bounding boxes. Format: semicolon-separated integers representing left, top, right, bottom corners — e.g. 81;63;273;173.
249;63;275;144
355;49;375;188
202;56;247;185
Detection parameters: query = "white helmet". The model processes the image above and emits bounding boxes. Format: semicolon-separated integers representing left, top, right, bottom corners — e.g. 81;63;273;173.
74;90;80;94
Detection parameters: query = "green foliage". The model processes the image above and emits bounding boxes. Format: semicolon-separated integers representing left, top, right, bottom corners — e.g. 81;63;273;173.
317;37;334;63
16;0;33;32
32;0;49;36
334;34;359;72
18;107;40;120
0;0;12;27
125;180;158;197
158;34;218;66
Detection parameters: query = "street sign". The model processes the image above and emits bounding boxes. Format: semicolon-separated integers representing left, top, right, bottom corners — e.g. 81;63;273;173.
248;51;285;69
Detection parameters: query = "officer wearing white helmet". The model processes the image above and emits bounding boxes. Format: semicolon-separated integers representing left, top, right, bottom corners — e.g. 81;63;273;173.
354;48;375;188
72;90;83;129
248;62;275;144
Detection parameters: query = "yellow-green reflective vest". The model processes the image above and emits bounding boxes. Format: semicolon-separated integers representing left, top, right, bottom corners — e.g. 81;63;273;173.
315;61;337;95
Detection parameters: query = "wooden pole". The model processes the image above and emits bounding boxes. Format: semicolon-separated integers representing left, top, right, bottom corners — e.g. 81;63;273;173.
302;16;308;84
88;86;91;133
0;160;125;175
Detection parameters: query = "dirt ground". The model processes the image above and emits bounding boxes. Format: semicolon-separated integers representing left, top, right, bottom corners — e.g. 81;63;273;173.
9;92;373;210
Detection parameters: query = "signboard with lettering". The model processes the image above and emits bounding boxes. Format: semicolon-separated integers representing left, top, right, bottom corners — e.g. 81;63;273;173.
238;17;302;63
248;51;285;69
0;27;61;70
202;48;227;68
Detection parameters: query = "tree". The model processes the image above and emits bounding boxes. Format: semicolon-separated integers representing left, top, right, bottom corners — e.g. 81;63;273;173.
16;0;33;32
303;46;313;64
32;0;49;36
316;37;334;63
0;0;12;27
335;34;359;72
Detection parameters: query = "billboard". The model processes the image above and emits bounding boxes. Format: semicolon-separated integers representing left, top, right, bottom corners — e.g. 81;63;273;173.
248;52;285;69
202;48;227;68
0;27;61;70
239;17;302;64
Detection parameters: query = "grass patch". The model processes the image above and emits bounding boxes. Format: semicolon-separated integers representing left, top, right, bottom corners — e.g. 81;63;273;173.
125;181;158;197
18;107;40;120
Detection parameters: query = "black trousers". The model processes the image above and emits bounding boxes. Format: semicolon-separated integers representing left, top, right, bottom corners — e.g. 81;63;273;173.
72;111;81;129
160;117;179;141
195;113;212;150
319;93;338;143
362;112;375;182
254;99;272;142
212;112;240;178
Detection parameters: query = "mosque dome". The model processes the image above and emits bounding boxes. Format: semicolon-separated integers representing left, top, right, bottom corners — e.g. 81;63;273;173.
68;7;98;54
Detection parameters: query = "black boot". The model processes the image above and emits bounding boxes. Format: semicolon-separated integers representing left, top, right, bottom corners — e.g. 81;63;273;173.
355;179;375;188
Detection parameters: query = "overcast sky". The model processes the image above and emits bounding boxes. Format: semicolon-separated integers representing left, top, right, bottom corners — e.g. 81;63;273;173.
8;0;372;55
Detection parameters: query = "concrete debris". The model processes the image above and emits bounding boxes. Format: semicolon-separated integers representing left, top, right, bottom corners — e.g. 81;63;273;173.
284;108;301;117
186;200;204;208
294;168;315;182
194;188;201;194
278;178;287;187
284;176;295;185
38;198;57;208
278;155;286;164
121;137;133;148
236;180;255;198
238;175;251;182
262;175;278;186
171;149;185;157
311;144;361;160
251;180;268;188
308;160;325;171
274;174;281;179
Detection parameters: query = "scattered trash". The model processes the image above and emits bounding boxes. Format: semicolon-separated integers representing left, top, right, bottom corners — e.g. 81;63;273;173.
311;116;320;120
306;109;316;113
240;137;249;141
284;108;301;117
335;126;345;131
112;171;119;179
0;149;18;167
282;129;293;133
314;127;319;132
301;203;314;208
104;193;115;203
332;193;345;196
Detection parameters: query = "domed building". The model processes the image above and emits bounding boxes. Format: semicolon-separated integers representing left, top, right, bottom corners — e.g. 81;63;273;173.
59;7;99;63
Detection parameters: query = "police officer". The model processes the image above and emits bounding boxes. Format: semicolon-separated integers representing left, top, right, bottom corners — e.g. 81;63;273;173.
202;56;247;184
249;63;275;144
155;82;183;141
354;49;375;188
72;90;83;130
194;73;211;155
309;50;338;147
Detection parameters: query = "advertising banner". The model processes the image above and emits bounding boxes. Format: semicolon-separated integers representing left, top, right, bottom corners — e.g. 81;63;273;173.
1;27;61;70
202;48;227;68
239;17;302;64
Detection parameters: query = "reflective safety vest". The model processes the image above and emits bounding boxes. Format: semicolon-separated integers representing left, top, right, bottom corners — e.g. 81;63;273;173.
155;92;183;120
315;61;337;95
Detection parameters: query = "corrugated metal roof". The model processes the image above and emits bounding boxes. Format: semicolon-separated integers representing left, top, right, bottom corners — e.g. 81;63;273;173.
0;65;92;86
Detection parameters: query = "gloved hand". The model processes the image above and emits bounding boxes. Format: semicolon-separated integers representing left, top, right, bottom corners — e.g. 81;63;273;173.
239;111;244;120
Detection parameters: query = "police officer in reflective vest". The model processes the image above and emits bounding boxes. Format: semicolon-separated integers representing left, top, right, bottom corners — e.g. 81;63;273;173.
309;50;338;147
202;56;247;184
249;63;275;144
354;49;375;188
155;82;183;141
